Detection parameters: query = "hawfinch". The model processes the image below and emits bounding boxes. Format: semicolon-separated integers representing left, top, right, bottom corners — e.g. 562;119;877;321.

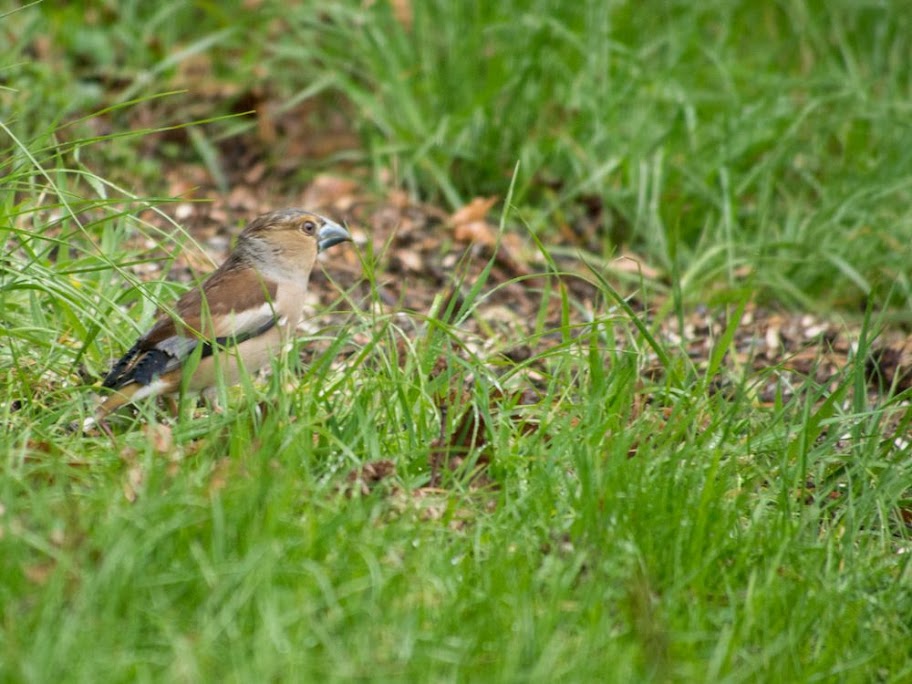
91;208;351;424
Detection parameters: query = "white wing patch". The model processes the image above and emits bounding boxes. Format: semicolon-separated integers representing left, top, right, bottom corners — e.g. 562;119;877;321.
217;301;276;337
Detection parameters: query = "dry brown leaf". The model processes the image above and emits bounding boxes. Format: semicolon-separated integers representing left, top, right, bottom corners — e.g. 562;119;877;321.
387;188;411;209
243;162;267;185
450;195;498;227
226;185;262;215
145;423;174;455
363;0;413;31
24;561;56;586
391;0;413;31
500;232;529;262
209;457;234;494
302;174;360;210
123;464;143;503
451;195;499;246
454;220;496;247
175;53;214;88
166;169;203;199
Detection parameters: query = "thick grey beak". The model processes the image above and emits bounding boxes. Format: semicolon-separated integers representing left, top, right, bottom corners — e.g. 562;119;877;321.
317;219;351;252
317;219;352;253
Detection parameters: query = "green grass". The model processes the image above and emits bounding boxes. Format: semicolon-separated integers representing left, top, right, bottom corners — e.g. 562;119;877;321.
3;1;912;682
303;0;912;311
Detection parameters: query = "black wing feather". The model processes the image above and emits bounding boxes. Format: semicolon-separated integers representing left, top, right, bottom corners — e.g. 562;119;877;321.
102;318;277;390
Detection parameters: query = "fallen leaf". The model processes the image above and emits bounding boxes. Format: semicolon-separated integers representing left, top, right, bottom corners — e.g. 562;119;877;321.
450;196;498;226
454;220;495;246
209;457;235;494
364;0;413;32
123;464;144;503
302;174;360;210
145;423;174;455
391;0;413;31
24;561;56;586
451;196;499;246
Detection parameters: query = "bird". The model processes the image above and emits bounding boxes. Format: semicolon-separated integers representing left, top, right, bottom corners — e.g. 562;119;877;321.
87;208;351;428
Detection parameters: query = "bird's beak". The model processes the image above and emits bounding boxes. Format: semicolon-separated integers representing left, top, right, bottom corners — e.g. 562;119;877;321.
317;220;352;252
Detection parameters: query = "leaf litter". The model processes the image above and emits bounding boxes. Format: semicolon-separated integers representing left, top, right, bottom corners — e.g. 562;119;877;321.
25;78;910;529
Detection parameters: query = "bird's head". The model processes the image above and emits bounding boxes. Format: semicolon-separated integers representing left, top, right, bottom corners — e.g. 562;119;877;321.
236;208;351;282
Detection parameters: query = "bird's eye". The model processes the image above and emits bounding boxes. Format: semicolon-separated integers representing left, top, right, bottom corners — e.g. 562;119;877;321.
301;220;316;235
